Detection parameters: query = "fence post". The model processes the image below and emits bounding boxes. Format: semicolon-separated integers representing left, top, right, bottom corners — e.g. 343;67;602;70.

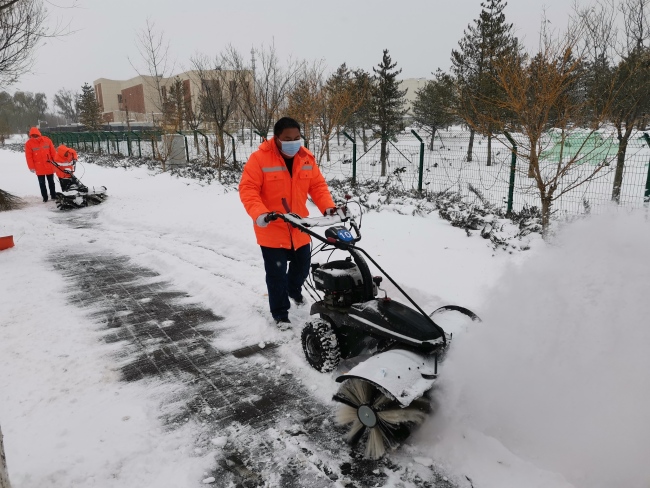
503;131;517;216
643;133;650;204
411;129;425;194
342;131;357;186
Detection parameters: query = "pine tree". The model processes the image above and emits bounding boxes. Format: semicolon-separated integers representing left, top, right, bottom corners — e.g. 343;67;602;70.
370;49;408;176
163;77;186;131
343;69;373;152
78;82;102;130
412;69;457;150
609;47;650;202
451;0;519;165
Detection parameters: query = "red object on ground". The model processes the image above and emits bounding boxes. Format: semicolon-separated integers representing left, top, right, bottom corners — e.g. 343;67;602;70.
0;235;14;251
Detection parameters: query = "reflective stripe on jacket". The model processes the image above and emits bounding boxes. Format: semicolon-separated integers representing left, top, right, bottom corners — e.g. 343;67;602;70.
53;145;77;179
24;128;56;176
239;138;335;249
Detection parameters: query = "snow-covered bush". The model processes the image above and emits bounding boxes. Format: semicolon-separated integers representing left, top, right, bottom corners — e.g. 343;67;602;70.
327;177;541;251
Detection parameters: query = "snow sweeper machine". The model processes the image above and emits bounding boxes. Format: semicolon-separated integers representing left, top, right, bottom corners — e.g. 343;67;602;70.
48;159;107;210
269;201;480;460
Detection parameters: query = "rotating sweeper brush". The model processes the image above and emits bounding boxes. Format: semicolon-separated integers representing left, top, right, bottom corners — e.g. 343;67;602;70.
271;204;480;460
333;372;430;459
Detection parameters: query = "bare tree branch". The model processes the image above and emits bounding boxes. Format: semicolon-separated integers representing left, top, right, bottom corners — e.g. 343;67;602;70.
129;18;176;118
228;43;303;136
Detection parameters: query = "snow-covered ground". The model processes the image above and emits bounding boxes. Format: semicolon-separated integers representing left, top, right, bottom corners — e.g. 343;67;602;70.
0;145;648;487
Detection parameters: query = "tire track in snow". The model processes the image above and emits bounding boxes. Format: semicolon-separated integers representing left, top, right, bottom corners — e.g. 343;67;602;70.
50;210;457;488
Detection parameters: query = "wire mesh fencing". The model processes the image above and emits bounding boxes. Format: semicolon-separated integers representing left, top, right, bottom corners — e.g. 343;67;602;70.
45;127;650;217
314;127;650;217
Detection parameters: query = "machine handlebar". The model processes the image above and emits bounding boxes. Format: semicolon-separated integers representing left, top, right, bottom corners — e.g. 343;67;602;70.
274;212;361;248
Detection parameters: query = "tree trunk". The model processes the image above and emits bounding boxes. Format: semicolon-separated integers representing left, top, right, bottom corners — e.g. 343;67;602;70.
380;138;388;177
528;142;537;178
612;131;631;203
541;196;552;239
0;424;11;488
487;134;492;167
193;132;199;156
467;128;475;162
429;130;435;151
216;127;226;181
325;138;331;162
304;124;310;151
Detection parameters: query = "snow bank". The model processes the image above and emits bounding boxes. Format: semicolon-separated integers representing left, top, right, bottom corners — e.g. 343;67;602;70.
424;210;650;488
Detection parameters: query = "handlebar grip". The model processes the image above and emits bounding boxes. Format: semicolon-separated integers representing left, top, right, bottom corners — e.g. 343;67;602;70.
264;212;279;223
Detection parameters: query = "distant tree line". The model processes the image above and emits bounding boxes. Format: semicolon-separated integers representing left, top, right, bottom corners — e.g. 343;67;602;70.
438;0;650;231
4;0;650;231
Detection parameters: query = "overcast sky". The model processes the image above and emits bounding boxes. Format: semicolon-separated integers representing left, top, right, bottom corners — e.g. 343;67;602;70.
14;0;575;105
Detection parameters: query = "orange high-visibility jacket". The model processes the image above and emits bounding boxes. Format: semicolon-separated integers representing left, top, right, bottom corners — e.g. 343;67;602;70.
239;138;335;249
24;127;56;176
53;145;78;179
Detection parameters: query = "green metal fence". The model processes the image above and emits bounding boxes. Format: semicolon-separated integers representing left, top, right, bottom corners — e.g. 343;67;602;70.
43;127;650;216
45;130;164;159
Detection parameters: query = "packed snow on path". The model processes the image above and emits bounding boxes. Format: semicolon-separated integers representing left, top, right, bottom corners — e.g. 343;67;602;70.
0;146;647;488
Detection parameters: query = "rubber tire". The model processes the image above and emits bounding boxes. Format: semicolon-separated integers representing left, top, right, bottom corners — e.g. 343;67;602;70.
301;318;341;373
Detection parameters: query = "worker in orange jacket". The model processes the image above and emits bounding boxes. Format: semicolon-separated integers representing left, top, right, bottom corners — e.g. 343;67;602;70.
24;127;57;202
53;144;78;191
239;117;338;325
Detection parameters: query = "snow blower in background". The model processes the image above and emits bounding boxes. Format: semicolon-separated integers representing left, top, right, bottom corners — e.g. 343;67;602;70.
271;205;480;460
49;159;107;210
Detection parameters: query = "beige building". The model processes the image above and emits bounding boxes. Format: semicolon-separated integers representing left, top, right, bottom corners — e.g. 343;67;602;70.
94;70;205;125
400;78;430;114
94;73;429;125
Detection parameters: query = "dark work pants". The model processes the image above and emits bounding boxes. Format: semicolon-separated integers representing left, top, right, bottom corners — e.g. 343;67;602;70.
37;174;56;201
59;177;73;192
260;243;311;321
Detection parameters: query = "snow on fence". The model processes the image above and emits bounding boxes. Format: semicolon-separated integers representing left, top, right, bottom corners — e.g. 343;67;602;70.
45;128;650;217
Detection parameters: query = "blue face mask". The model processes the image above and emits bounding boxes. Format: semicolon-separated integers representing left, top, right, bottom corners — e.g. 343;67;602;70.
280;139;301;157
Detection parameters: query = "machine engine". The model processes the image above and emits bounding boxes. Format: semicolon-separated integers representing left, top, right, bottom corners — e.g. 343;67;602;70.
312;258;374;308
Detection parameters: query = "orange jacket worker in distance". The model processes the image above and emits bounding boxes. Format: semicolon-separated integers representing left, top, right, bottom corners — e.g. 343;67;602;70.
53;145;78;191
24;127;57;202
239;117;336;324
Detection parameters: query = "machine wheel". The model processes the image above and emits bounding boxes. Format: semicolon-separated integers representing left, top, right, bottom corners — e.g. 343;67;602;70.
332;378;430;460
301;318;341;373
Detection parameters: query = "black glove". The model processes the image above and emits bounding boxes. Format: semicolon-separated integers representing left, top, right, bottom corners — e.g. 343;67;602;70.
324;205;348;217
264;212;280;223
